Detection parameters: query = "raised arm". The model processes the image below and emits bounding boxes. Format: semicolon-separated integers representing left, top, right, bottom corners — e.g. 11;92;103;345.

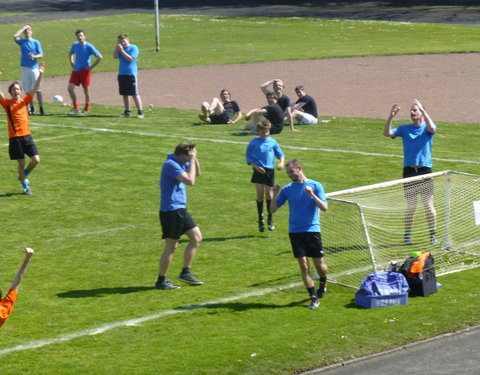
176;148;199;186
383;104;400;137
260;79;274;95
13;24;29;42
0;68;5;100
413;99;436;133
10;248;34;291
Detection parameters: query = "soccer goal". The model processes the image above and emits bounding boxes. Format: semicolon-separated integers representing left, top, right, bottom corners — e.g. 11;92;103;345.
321;170;480;288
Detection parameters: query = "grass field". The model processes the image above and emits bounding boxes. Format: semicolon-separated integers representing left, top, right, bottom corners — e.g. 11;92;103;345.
0;13;479;375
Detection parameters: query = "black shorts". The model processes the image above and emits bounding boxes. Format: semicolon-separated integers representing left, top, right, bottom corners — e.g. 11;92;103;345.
118;75;139;96
160;208;197;240
209;111;230;124
289;232;324;258
9;135;38;160
251;168;275;187
403;166;433;198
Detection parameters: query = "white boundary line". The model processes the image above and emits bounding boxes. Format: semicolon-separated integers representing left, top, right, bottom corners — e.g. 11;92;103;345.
0;282;301;357
31;122;480;165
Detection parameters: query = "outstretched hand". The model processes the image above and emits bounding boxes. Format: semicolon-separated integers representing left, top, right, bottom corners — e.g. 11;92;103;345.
24;247;35;259
390;104;400;118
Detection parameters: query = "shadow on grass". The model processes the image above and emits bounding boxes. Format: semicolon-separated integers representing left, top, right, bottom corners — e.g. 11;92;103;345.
179;235;259;244
177;298;309;312
0;192;24;198
249;274;298;287
57;286;152;298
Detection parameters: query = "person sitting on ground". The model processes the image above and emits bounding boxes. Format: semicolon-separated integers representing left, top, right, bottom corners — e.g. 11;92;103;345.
291;85;318;125
260;78;296;131
244;91;285;134
199;89;242;124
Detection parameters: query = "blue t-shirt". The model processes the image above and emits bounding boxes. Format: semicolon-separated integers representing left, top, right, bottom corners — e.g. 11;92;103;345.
246;136;285;169
392;123;435;167
160;153;189;212
118;44;139;76
276;179;327;233
16;38;43;68
70;41;101;72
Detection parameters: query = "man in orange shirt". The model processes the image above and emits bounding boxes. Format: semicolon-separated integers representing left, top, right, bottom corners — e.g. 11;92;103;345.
0;248;34;328
0;63;43;195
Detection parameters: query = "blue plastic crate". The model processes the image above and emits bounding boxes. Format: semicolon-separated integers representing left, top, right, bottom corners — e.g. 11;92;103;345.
355;292;408;309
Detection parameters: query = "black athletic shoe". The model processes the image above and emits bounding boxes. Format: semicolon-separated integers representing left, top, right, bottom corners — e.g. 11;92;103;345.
258;219;265;232
317;282;327;298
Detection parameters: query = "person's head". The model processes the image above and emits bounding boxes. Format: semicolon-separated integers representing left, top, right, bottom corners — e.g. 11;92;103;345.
117;33;130;47
75;29;86;43
256;119;271;138
265;91;277;104
273;79;284;94
8;82;22;98
23;25;33;38
174;142;196;163
286;159;304;182
295;85;306;98
219;89;231;102
410;102;424;124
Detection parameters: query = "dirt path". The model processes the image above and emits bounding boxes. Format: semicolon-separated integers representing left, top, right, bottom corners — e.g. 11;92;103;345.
41;53;479;123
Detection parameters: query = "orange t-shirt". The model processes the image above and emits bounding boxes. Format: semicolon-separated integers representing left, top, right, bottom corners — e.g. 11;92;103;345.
0;289;18;328
0;94;33;138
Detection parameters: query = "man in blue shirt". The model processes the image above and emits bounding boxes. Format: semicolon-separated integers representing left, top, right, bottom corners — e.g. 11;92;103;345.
13;24;44;115
383;99;438;246
156;142;203;290
113;34;144;119
271;159;329;309
246;120;285;232
67;29;103;115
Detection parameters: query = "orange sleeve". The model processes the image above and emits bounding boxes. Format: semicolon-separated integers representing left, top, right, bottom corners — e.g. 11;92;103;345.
0;289;18;328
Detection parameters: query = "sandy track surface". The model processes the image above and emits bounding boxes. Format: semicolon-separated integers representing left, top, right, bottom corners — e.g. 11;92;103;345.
41;53;479;123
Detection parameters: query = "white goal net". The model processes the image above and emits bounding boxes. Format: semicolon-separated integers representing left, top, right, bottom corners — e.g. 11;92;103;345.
321;170;480;288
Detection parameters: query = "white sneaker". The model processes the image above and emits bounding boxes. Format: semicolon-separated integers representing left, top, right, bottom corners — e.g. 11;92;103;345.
68;108;79;115
308;298;320;309
80;110;89;115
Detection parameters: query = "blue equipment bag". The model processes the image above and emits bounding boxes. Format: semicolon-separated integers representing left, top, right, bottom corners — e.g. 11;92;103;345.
355;271;409;308
357;271;409;296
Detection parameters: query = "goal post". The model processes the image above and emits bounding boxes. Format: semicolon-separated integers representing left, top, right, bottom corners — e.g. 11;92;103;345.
320;170;480;288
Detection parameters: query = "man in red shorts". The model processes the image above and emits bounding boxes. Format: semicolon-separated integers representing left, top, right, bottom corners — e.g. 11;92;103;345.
67;29;103;115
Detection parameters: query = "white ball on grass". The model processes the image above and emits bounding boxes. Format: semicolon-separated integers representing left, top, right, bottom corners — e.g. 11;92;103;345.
53;95;64;103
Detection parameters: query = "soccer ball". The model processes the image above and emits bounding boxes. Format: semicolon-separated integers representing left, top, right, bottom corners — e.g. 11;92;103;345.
53;95;64;103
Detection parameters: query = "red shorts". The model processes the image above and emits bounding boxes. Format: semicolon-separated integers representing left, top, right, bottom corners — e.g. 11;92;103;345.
69;69;92;88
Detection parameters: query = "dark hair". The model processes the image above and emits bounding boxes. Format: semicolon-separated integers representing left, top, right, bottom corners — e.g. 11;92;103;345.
295;85;305;91
174;142;196;156
286;159;302;169
8;81;22;96
75;29;85;36
220;89;230;97
265;91;276;99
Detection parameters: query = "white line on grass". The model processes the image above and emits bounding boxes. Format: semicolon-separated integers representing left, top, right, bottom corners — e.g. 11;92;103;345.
31;122;480;165
0;282;301;357
46;226;134;241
